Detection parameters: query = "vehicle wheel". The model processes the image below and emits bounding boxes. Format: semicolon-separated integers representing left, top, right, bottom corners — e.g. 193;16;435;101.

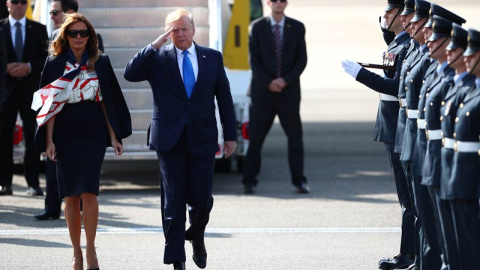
236;157;245;173
215;158;231;173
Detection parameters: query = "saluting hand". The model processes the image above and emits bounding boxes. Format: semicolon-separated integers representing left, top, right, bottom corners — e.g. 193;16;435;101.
224;141;237;159
151;27;174;50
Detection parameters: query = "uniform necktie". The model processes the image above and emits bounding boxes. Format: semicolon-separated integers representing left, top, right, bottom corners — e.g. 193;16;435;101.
14;22;23;61
273;24;282;77
182;50;195;98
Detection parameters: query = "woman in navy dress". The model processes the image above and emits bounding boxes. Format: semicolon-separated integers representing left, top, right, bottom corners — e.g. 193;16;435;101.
33;14;131;270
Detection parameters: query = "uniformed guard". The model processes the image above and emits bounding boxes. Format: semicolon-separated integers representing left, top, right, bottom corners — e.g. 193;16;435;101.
438;23;476;270
424;14;462;270
445;28;480;270
341;1;414;269
395;2;432;269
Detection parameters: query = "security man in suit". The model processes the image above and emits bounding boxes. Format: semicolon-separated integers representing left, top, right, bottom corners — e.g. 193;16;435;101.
444;28;480;270
124;9;236;270
438;23;476;270
0;28;6;111
242;0;308;194
342;1;414;269
0;0;48;196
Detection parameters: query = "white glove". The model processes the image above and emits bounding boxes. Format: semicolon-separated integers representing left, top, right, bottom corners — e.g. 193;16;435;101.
342;59;362;79
379;16;388;30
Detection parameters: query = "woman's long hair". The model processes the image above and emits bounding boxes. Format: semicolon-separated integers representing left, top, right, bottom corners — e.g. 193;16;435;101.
50;13;100;68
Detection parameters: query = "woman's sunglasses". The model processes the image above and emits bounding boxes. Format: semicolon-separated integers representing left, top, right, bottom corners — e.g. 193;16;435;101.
10;0;28;5
67;30;89;38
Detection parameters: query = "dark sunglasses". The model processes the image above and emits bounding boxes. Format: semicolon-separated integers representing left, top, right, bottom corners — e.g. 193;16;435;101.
49;10;62;16
10;0;28;5
67;30;89;38
270;0;287;2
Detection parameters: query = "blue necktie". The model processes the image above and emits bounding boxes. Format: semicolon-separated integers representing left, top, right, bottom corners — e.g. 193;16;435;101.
14;22;23;61
182;50;195;98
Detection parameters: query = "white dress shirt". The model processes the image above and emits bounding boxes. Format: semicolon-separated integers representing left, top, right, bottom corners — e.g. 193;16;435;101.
9;15;26;48
176;44;198;82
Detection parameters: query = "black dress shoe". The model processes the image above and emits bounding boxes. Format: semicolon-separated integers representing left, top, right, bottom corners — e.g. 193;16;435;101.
26;187;44;196
0;185;13;195
378;254;414;270
294;182;310;194
191;239;207;269
243;183;256;194
173;261;185;270
393;263;417;270
34;209;61;220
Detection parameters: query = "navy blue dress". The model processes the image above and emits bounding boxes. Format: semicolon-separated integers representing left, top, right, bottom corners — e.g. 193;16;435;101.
54;101;107;198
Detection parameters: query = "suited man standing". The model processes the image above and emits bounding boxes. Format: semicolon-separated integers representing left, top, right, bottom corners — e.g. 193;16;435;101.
0;28;6;111
124;9;236;270
0;0;48;196
242;0;308;194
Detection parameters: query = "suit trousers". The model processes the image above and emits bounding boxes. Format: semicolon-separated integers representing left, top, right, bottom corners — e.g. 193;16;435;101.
449;200;480;270
385;144;415;255
44;159;62;212
0;83;40;188
243;96;305;185
156;129;215;264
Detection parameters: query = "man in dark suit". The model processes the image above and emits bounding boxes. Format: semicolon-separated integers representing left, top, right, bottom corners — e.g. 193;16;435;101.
124;9;236;270
242;0;308;194
0;28;6;111
0;0;48;196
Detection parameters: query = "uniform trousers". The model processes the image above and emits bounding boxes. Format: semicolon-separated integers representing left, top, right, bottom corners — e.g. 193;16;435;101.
0;82;40;188
410;173;441;270
449;200;480;270
428;187;456;270
243;96;305;185
385;143;415;255
156;129;215;264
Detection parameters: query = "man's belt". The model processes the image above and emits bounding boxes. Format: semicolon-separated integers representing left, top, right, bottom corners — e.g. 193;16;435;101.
442;137;455;149
417;119;426;129
426;129;442;140
379;94;399;101
406;109;418;119
399;98;407;108
454;141;480;153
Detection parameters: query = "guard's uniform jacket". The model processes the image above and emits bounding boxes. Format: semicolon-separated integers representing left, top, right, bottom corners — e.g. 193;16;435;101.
401;44;429;162
445;85;480;199
412;57;438;176
356;32;411;144
439;72;476;199
421;63;455;186
395;40;420;153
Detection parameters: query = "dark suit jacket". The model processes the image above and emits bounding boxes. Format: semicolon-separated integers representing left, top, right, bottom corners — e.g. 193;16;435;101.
356;32;410;143
35;53;132;151
0;28;6;109
248;16;307;102
0;17;48;101
124;43;236;156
